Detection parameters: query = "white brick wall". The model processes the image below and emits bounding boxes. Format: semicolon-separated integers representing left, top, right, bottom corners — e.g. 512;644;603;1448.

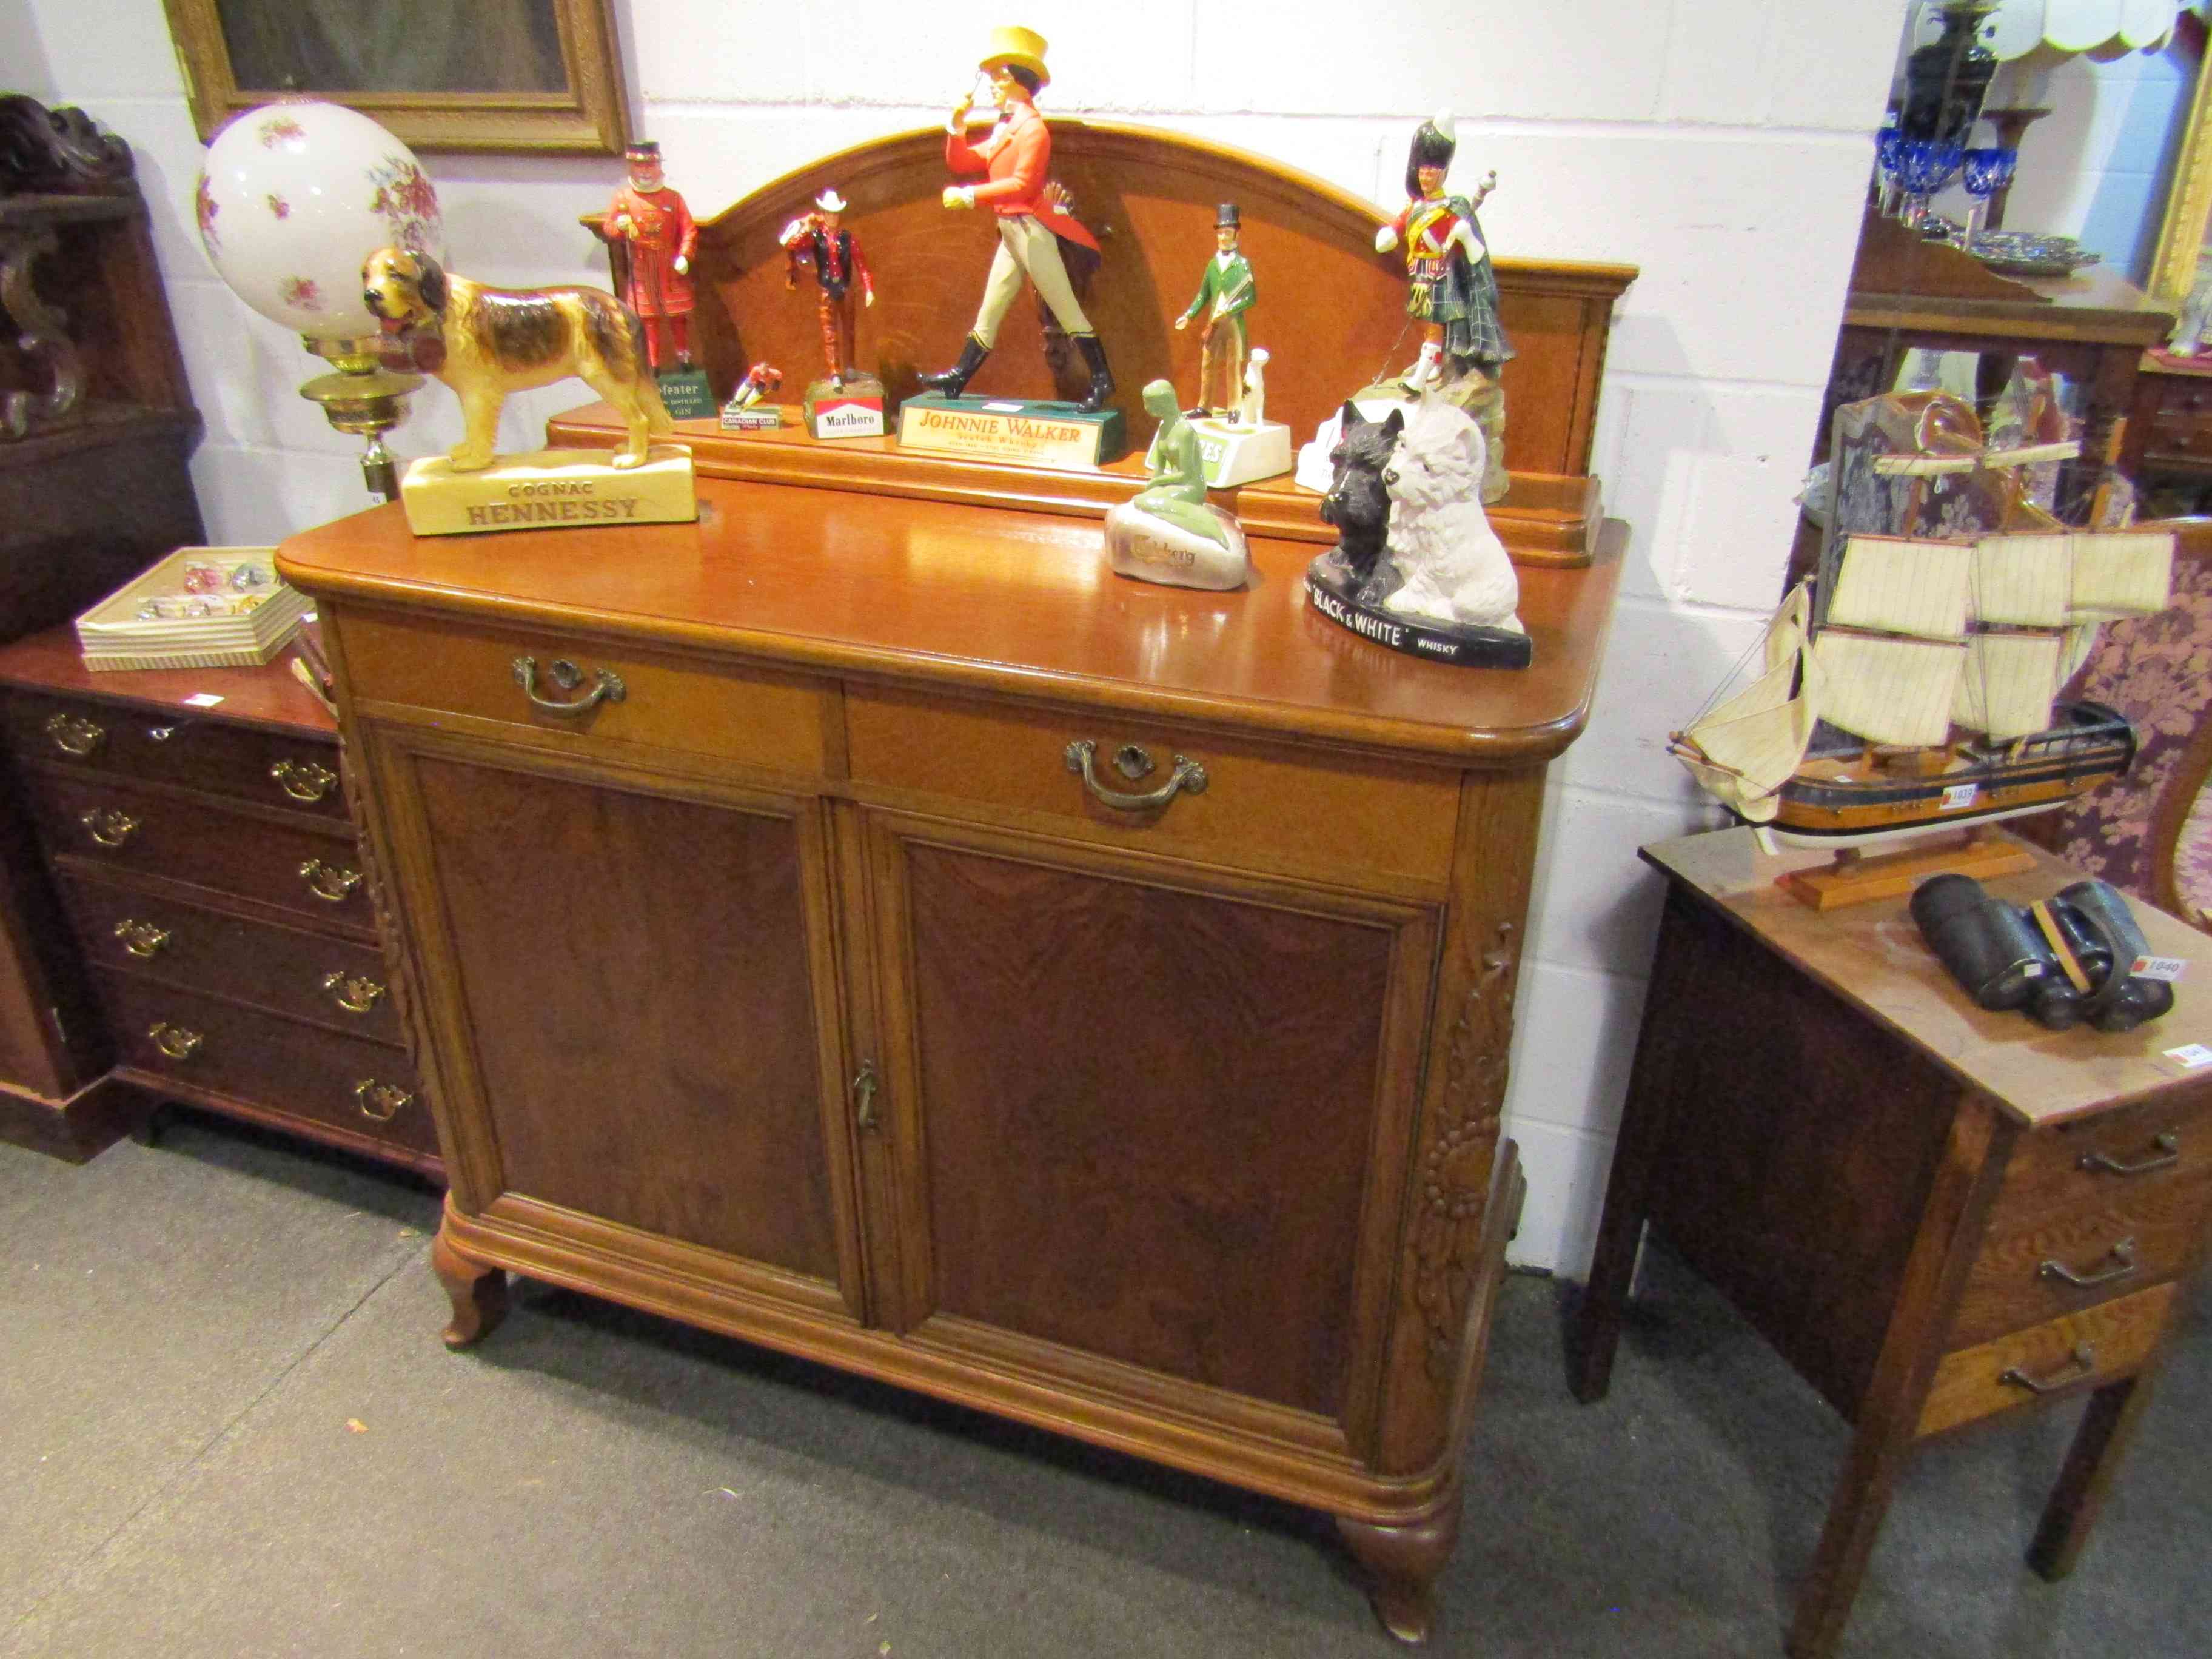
21;0;1909;1273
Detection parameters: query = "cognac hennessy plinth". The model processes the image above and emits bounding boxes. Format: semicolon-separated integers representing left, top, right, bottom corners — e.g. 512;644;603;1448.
399;447;697;537
897;393;1127;470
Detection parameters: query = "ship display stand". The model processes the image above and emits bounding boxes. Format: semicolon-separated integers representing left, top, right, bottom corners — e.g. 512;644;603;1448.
1672;391;2176;910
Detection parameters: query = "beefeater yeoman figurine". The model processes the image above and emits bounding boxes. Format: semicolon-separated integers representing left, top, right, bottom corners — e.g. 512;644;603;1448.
920;25;1115;412
602;141;697;374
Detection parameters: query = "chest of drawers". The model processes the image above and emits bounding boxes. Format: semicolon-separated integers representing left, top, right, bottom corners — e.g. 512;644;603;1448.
0;628;435;1176
1570;828;2212;1659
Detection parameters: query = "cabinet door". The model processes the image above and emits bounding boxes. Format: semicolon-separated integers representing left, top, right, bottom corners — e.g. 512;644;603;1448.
370;727;866;1321
862;809;1439;1450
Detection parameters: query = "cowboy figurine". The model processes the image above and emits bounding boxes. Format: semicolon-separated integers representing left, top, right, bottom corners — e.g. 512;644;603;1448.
1374;113;1510;391
779;187;875;389
603;139;699;372
920;25;1116;412
1175;203;1255;418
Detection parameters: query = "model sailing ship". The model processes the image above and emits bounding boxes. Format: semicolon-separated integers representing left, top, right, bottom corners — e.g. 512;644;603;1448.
1672;393;2175;844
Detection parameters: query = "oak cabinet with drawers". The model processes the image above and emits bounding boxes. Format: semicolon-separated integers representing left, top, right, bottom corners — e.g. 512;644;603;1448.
0;629;434;1176
278;480;1626;1640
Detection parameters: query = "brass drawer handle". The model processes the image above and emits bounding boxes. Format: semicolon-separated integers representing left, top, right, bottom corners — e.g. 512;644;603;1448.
2000;1342;2099;1396
1063;739;1208;813
2040;1238;2139;1290
298;859;362;903
80;808;139;848
321;970;386;1014
853;1058;880;1131
148;1021;203;1061
44;711;104;756
270;758;338;803
512;655;626;717
113;919;172;958
353;1078;413;1122
2079;1132;2180;1176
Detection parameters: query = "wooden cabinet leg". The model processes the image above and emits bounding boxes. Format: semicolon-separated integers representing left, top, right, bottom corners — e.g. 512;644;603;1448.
1336;1493;1460;1646
1785;1418;1914;1659
430;1224;509;1349
2028;1371;2155;1581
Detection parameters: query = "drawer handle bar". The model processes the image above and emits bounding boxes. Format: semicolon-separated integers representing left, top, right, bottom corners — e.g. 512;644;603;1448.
2079;1133;2180;1176
270;759;338;803
113;919;171;959
354;1079;413;1122
321;971;386;1014
81;808;139;848
2000;1342;2099;1396
2039;1238;2139;1289
512;655;626;717
148;1021;202;1061
1064;740;1208;813
44;712;104;756
298;859;363;903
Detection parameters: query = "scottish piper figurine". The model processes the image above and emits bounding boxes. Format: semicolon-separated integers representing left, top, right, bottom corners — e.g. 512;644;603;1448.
1374;113;1509;393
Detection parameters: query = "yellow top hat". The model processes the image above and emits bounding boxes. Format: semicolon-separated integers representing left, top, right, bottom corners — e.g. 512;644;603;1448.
978;25;1050;87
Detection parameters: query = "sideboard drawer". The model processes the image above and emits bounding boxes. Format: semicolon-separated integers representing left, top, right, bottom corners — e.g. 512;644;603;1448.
1917;1283;2176;1437
845;686;1460;883
59;875;403;1045
4;691;348;821
29;772;371;928
101;973;434;1159
1988;1094;2212;1232
335;609;832;776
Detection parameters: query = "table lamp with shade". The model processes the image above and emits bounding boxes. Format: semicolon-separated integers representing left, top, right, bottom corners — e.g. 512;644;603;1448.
195;101;443;502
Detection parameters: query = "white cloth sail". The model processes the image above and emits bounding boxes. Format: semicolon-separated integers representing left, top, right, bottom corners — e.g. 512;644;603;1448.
1673;586;1818;822
1955;632;2067;742
1971;534;2074;628
1827;535;1972;640
2069;531;2175;619
1812;630;1965;748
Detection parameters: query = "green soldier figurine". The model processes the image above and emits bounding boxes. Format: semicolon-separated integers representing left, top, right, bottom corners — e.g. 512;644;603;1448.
1175;203;1255;418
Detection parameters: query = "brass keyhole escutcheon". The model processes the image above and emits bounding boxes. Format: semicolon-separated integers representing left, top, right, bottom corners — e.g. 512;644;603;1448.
1111;745;1155;783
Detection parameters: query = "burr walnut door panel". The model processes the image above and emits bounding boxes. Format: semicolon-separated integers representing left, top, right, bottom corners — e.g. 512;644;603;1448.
374;730;864;1320
861;809;1439;1447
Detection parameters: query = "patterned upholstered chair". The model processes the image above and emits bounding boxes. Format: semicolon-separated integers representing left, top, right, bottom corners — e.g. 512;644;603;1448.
2019;519;2212;931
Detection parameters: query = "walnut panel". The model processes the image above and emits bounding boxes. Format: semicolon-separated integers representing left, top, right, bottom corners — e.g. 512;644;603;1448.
409;751;843;1284
886;832;1406;1420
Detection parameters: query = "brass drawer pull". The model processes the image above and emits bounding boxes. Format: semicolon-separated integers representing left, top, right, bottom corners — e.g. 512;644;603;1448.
148;1021;203;1061
270;758;338;803
2079;1132;2180;1176
1064;739;1208;813
353;1079;413;1122
2000;1342;2099;1396
2040;1238;2139;1289
298;859;362;903
321;970;386;1014
113;919;172;958
44;711;104;756
853;1058;880;1131
80;808;139;848
512;655;626;717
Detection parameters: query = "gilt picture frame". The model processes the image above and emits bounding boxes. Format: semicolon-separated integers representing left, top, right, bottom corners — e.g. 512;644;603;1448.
162;0;631;156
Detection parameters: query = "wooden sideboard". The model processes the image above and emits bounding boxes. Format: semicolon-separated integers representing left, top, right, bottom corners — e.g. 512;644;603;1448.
1570;829;2212;1659
0;629;438;1176
277;480;1624;1639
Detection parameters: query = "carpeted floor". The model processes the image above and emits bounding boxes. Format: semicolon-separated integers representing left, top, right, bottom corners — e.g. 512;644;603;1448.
3;1110;2205;1658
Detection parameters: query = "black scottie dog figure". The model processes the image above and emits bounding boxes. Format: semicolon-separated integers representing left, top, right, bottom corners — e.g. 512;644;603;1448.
1319;401;1404;600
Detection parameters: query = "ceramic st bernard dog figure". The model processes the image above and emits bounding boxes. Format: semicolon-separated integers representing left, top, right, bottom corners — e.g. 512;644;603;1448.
362;246;673;472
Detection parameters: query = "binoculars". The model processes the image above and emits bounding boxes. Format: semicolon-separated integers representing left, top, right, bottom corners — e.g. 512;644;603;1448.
1909;874;2174;1033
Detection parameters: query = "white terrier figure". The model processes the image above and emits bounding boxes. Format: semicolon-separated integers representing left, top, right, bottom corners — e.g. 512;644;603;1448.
1381;393;1521;632
1233;347;1269;429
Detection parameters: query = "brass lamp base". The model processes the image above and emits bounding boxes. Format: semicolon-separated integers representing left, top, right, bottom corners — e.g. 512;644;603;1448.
297;335;425;502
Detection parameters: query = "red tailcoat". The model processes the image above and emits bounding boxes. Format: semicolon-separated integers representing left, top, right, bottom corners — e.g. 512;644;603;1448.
943;102;1099;252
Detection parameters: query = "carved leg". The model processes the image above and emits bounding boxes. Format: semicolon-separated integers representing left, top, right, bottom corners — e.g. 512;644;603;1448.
2027;1371;2157;1580
1336;1493;1461;1645
430;1224;509;1349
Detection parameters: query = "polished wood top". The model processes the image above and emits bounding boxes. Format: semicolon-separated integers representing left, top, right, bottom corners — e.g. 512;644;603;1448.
0;623;335;736
278;478;1625;768
1643;828;2212;1127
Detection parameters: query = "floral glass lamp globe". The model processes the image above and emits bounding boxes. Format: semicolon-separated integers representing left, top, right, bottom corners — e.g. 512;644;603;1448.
196;101;444;500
